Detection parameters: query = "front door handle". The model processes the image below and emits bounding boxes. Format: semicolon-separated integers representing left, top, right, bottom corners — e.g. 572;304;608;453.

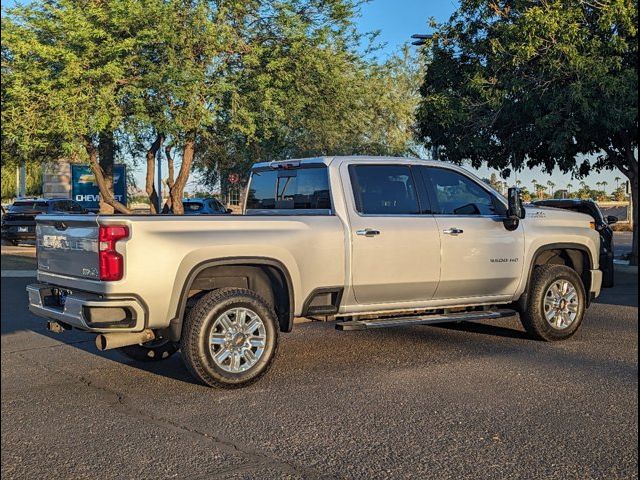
443;228;464;235
356;228;381;237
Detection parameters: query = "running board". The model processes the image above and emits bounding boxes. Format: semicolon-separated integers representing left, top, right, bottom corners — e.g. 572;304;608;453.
335;309;517;331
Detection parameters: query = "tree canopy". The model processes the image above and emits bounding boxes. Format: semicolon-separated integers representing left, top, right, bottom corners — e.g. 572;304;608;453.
416;0;638;264
2;0;420;213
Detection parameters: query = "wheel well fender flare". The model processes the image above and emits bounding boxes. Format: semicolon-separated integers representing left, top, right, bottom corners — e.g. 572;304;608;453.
519;243;594;305
168;257;295;341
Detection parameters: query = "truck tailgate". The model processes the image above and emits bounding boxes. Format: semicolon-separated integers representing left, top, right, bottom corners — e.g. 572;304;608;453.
36;215;100;280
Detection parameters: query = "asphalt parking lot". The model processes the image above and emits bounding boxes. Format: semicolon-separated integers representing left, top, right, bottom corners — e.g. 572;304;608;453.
1;242;637;479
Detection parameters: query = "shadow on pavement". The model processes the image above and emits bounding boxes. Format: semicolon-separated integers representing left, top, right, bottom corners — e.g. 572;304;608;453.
3;264;637;388
431;319;530;340
595;269;638;308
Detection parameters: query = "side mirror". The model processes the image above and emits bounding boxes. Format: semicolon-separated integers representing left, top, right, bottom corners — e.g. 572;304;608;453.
606;215;618;225
226;208;233;214
504;187;525;231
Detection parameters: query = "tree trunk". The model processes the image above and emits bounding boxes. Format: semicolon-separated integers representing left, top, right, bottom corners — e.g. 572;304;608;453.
168;139;195;215
145;133;164;214
629;171;638;266
98;133;116;214
162;145;175;213
83;136;131;215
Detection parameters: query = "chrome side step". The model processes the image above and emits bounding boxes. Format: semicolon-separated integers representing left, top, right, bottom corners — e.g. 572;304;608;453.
335;309;517;331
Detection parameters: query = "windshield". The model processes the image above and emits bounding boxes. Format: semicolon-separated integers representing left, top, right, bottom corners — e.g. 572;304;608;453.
9;201;48;213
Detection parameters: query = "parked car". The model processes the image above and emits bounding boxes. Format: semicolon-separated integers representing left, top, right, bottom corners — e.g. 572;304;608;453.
2;198;88;245
182;198;231;215
28;157;603;388
533;199;616;287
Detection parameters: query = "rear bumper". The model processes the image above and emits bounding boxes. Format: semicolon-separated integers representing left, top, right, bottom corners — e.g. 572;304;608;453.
590;269;603;299
26;283;146;333
1;227;36;241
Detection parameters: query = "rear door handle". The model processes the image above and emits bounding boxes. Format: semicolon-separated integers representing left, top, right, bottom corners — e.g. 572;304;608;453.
443;228;464;235
356;228;381;237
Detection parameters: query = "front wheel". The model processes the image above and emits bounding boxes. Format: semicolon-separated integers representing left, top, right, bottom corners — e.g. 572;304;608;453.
520;265;587;341
180;288;279;388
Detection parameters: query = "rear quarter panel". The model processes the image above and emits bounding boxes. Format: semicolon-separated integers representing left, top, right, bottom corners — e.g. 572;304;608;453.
99;215;346;329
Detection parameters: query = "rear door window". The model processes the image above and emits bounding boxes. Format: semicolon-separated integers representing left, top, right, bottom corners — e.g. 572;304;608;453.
246;165;331;214
349;165;420;215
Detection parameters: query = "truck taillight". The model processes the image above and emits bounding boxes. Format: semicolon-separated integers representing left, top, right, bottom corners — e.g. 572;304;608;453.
98;225;129;281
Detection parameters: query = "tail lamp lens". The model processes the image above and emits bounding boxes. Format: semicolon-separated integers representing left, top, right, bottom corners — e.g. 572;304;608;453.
98;225;129;281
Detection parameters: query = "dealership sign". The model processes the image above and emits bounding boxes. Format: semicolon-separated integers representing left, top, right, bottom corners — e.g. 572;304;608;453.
71;164;127;210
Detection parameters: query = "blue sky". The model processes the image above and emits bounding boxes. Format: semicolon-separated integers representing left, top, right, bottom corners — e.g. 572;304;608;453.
1;0;624;192
355;0;455;55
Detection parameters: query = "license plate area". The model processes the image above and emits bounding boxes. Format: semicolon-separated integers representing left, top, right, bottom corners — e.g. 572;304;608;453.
42;288;72;309
18;226;29;232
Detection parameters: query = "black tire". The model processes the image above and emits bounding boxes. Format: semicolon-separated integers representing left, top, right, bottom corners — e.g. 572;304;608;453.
118;339;180;362
180;287;279;388
520;264;587;341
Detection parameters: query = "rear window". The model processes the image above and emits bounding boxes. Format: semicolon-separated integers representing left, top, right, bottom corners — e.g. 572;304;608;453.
246;165;331;214
185;202;204;212
9;201;48;213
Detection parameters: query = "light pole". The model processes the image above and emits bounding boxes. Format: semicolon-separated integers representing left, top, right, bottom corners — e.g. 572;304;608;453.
156;146;163;213
411;33;433;46
16;161;26;198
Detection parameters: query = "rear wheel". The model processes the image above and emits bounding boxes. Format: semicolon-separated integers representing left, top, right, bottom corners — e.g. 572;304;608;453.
520;265;587;341
180;288;278;388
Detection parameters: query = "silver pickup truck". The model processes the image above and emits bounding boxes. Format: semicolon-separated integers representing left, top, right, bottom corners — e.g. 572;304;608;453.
27;157;603;388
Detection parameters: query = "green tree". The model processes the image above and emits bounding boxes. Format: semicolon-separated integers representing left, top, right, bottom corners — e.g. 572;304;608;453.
0;163;43;199
613;186;627;201
416;0;638;265
195;21;420;189
519;186;532;202
2;0;169;213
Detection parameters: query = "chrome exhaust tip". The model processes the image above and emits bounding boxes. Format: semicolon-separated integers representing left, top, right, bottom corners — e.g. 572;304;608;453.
95;329;155;351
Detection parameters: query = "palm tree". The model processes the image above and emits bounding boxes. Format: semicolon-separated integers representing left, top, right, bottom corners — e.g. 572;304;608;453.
566;183;574;193
534;183;547;199
516;179;522;188
615;177;622;189
547;180;556;196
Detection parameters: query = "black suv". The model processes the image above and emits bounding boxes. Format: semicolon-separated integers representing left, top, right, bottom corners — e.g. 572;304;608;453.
532;199;617;288
1;198;88;245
